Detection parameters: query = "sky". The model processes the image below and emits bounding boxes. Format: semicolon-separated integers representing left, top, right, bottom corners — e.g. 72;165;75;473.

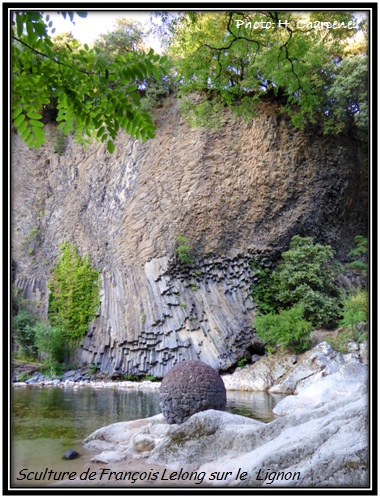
45;10;162;51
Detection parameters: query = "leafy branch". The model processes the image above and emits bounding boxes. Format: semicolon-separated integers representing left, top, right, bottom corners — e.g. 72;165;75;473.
11;11;169;151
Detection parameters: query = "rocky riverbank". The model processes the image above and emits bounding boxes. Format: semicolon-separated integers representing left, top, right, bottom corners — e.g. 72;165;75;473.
53;345;368;488
12;377;161;390
222;339;368;393
12;336;367;394
40;340;369;488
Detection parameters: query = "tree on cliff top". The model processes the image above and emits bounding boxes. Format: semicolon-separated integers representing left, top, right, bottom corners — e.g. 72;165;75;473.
11;11;168;152
166;11;368;135
92;17;146;63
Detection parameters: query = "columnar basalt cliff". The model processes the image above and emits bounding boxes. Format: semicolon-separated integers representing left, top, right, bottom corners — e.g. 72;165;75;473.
12;96;367;376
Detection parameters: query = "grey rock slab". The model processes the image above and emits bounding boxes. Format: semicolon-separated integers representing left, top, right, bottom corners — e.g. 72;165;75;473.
273;362;368;416
196;393;367;487
90;450;126;464
269;341;347;394
222;353;295;391
82;413;165;452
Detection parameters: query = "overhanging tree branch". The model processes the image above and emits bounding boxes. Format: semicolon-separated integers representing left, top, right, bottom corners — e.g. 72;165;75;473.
12;35;95;76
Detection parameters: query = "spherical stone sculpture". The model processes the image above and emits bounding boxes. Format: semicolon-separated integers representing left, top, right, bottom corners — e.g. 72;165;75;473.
159;360;227;424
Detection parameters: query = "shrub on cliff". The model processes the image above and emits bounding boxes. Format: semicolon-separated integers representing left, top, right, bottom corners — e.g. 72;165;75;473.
346;235;368;275
175;236;194;265
48;242;100;343
340;289;368;339
271;236;343;327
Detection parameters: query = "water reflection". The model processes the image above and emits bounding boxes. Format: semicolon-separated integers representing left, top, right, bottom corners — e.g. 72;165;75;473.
13;386;286;441
226;390;287;422
11;386;287;480
12;387;161;441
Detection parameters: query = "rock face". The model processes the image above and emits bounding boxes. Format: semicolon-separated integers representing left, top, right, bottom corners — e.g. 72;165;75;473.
222;341;368;393
82;360;368;488
12;96;367;376
79;256;259;376
159;360;227;424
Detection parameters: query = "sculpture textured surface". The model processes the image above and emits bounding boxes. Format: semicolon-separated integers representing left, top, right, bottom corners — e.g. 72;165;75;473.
159;360;227;424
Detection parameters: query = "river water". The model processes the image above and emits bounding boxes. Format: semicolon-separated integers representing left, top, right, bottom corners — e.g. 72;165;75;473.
11;386;287;486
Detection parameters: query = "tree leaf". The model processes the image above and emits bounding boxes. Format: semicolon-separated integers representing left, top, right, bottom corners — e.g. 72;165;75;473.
14;113;25;127
20;127;31;140
30;119;44;128
27;12;42;22
12;107;23;120
16;13;25;37
106;140;115;154
26;111;42;120
17;120;29;134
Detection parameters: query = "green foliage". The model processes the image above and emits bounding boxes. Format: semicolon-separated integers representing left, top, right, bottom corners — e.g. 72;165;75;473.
52;31;81;53
143;374;159;382
53;129;67;155
326;289;368;352
140;76;173;112
89;364;99;375
122;374;140;381
92;17;175;113
347;235;368;274
325;330;352;353
325;54;368;135
254;305;313;352
40;361;65;379
237;357;248;368
48;242;100;342
34;321;70;364
189;281;200;291
251;261;276;314
17;372;31;382
92;18;146;63
167;12;367;135
11;286;72;370
12;309;38;359
175;236;194;265
270;236;343;327
340;290;368;337
11;12;169;150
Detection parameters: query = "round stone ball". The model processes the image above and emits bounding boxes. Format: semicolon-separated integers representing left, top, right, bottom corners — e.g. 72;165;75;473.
159;360;227;424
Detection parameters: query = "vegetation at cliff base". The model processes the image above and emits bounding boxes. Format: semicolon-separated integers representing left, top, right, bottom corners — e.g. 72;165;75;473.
254;305;313;352
339;290;368;339
252;236;346;351
252;235;369;352
346;235;368;274
253;236;343;327
12;243;100;369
